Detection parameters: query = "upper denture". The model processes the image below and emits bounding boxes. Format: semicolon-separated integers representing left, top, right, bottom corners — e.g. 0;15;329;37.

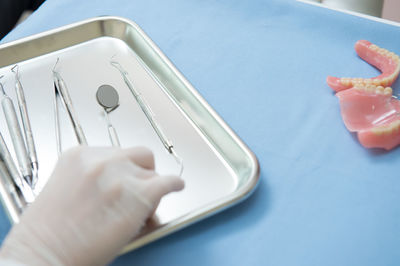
327;40;400;92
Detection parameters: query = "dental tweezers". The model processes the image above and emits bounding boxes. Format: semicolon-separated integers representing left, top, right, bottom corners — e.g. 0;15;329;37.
110;60;184;176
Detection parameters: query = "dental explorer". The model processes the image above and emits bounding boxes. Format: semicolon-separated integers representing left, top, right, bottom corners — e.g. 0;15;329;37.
110;60;184;176
53;59;88;146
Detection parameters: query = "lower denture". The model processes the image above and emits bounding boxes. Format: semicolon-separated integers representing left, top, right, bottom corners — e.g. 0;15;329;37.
358;120;400;150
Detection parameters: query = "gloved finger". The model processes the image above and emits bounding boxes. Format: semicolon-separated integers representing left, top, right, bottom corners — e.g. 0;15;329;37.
120;146;155;170
148;175;185;202
105;157;156;181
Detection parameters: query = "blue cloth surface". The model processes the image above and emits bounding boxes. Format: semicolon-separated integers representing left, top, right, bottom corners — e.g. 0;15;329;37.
2;0;400;265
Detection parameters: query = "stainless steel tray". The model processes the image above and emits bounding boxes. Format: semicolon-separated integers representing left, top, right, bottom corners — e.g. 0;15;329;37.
0;16;259;253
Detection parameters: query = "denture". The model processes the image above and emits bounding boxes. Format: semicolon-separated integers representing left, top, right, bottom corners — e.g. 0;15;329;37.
328;40;400;150
327;40;400;92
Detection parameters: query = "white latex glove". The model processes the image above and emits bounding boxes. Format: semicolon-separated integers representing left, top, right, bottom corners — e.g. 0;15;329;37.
0;146;184;266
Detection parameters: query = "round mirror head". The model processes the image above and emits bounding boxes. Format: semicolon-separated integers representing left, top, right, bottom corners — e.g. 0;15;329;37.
96;84;119;109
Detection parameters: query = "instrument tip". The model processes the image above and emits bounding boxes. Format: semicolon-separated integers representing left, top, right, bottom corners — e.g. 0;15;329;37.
171;148;184;177
53;58;60;72
0;76;5;95
11;65;19;75
31;163;39;189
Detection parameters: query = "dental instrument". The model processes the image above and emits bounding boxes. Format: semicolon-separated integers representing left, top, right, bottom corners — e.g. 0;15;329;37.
0;160;23;221
53;85;62;156
53;59;88;146
96;84;121;147
11;65;39;187
0;130;33;202
0;76;33;186
110;60;184;176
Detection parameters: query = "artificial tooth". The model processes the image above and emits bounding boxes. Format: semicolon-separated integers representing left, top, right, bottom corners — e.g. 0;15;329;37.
341;78;351;86
371;120;400;136
354;84;363;90
372;127;384;136
365;85;374;91
370;44;378;51
384;87;392;95
387;121;400;134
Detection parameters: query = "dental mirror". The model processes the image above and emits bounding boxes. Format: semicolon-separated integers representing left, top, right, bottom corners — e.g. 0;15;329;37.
96;85;121;146
96;84;119;111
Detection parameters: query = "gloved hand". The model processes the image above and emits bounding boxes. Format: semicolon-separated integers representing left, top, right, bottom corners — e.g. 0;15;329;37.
0;146;184;266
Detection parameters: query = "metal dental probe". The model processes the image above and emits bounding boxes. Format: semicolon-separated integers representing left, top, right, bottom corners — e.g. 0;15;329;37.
0;160;24;222
110;60;184;176
53;59;88;146
96;85;121;147
0;130;33;202
54;84;62;157
11;65;39;187
0;76;33;186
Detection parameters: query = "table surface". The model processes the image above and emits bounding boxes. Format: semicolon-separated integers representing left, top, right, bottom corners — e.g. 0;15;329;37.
1;0;400;265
